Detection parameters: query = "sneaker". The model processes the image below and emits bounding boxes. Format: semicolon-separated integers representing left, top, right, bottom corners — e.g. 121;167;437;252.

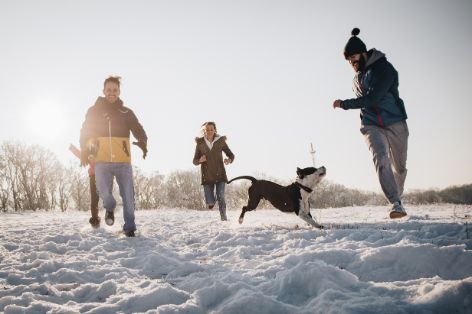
390;201;407;219
125;230;135;237
208;204;215;209
89;216;100;228
105;211;114;226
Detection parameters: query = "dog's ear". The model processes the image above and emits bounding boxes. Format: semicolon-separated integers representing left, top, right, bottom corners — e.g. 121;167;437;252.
296;167;304;179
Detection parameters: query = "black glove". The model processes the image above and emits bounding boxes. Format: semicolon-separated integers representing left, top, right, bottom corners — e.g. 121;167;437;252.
80;150;89;167
133;141;148;159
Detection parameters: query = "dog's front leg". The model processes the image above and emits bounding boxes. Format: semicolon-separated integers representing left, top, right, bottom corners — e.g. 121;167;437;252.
300;195;311;215
298;199;323;229
298;210;323;229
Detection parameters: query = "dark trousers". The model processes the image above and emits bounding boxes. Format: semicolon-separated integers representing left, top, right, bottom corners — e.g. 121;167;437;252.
90;175;99;218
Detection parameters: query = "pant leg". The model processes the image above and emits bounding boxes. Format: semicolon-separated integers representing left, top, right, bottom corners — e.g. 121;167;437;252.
203;184;216;205
90;175;99;218
115;163;136;232
385;121;409;199
94;163;116;212
360;125;401;204
215;182;227;220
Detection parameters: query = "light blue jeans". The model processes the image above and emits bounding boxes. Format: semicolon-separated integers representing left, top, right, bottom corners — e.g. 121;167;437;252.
203;182;227;220
95;162;136;232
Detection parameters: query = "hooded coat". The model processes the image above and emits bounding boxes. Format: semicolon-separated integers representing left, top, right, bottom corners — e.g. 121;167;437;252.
80;97;147;163
193;135;235;185
341;49;408;127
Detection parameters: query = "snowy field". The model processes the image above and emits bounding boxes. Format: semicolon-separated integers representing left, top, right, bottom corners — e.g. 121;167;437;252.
1;205;472;314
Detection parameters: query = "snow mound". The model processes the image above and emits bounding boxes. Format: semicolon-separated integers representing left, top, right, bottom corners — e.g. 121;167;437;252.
1;205;471;313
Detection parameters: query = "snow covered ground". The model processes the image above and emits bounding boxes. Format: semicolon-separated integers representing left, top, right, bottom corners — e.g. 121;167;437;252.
1;205;472;313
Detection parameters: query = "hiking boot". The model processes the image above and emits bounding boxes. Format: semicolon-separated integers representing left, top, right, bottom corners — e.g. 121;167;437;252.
208;204;215;209
105;211;115;226
89;216;100;228
390;201;407;219
125;230;135;237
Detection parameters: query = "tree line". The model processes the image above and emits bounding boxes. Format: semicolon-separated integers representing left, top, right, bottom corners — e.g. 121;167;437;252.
0;141;470;212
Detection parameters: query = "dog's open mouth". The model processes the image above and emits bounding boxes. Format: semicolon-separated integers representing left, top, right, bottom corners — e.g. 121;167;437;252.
319;167;327;176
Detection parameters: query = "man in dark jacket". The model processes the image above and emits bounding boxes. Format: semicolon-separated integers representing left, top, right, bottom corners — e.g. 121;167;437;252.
333;28;409;219
80;76;148;236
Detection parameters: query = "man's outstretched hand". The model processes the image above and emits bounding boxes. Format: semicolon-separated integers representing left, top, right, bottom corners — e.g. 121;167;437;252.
332;99;343;109
133;141;148;159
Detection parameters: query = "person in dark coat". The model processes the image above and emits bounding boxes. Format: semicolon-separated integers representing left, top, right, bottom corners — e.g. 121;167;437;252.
193;121;235;221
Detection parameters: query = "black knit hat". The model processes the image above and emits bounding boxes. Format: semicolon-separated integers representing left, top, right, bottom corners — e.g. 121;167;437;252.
344;28;367;59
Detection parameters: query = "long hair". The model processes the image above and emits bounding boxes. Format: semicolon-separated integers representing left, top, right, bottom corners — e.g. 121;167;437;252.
201;121;217;130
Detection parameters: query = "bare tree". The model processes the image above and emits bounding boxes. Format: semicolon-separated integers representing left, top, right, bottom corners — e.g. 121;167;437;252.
134;167;165;209
225;181;252;211
68;165;90;212
164;169;206;209
12;144;61;210
1;142;22;210
0;153;9;211
56;163;73;212
0;163;8;211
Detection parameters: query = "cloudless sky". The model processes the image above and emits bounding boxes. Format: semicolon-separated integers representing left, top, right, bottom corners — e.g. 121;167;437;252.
1;0;471;192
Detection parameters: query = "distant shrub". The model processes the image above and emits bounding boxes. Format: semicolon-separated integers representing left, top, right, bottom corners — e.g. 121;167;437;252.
0;141;470;211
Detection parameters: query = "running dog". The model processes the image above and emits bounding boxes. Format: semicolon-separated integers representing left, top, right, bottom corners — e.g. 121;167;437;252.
228;166;326;228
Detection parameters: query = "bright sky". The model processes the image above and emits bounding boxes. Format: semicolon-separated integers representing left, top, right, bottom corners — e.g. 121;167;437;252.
1;0;471;192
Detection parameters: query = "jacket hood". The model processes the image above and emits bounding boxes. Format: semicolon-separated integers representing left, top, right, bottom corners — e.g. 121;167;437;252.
195;135;226;143
365;49;386;68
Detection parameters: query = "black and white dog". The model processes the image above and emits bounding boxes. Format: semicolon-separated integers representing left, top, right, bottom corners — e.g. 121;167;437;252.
228;166;326;228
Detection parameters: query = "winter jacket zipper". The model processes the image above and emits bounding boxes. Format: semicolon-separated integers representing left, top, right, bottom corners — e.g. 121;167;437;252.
108;117;113;162
360;70;384;127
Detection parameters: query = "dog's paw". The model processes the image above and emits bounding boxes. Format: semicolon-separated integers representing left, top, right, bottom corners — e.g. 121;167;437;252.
238;217;244;224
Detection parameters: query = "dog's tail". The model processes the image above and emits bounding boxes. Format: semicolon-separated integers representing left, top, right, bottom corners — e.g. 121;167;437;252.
227;176;257;184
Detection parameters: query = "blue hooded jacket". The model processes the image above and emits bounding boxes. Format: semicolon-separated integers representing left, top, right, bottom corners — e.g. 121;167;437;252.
341;49;407;126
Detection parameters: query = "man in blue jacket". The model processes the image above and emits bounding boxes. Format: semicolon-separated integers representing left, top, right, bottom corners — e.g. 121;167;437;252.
333;28;409;219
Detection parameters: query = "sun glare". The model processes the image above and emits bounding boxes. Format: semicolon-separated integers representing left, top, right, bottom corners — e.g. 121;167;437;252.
26;101;68;142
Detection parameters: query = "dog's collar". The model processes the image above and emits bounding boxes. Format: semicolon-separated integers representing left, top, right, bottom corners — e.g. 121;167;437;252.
295;182;313;193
